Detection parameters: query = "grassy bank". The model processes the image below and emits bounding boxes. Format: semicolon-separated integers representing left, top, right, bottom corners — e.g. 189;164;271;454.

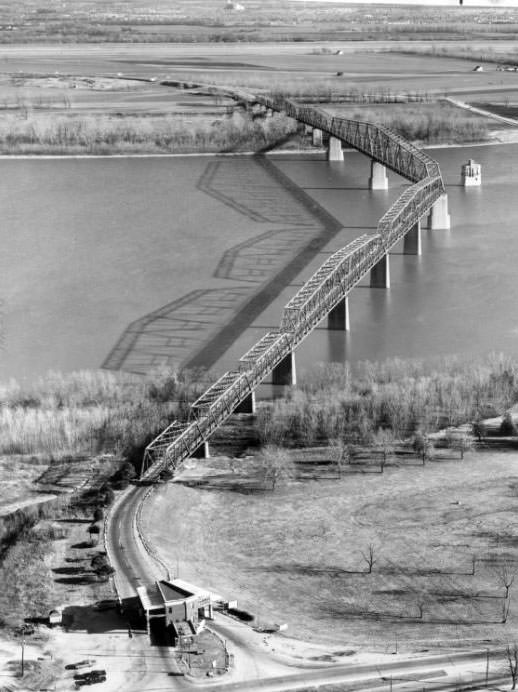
0;101;490;154
0;523;58;628
257;353;518;446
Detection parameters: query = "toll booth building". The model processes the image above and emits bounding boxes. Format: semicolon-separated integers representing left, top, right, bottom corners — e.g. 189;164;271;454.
137;579;214;647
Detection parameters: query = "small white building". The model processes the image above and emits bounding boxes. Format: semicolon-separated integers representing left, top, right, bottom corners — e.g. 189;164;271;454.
137;578;221;647
225;0;244;9
461;159;481;187
48;609;62;627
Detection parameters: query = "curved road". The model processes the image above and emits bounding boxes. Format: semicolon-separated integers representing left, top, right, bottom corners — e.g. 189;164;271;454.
106;485;295;688
106;485;509;692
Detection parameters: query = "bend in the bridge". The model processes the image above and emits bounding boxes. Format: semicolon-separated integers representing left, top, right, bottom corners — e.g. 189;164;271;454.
139;94;451;481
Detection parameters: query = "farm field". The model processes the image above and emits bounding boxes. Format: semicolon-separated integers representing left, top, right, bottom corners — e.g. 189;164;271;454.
143;450;518;651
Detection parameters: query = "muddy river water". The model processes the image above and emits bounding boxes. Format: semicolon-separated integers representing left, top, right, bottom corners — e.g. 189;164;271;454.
1;143;517;383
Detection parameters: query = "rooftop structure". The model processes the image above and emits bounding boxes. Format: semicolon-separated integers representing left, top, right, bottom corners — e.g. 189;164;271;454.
137;578;219;646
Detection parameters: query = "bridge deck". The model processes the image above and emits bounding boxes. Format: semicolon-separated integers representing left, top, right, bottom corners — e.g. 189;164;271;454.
140;95;446;481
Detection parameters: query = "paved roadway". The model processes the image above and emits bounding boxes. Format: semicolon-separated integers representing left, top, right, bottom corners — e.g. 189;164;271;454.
107;486;509;691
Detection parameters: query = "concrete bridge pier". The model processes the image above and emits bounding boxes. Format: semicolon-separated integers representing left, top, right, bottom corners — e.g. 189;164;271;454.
328;136;344;162
328;296;350;331
369;161;388;191
192;441;210;459
403;221;422;255
234;391;256;414
312;128;323;147
272;351;296;386
428;193;451;230
370;253;390;288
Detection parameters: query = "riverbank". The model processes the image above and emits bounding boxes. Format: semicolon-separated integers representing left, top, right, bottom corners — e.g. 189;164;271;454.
0;128;515;159
0;99;496;155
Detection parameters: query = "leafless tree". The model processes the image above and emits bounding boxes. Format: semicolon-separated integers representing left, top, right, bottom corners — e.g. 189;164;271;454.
472;419;485;442
374;429;396;472
88;523;100;545
506;643;518;689
361;543;377;574
496;562;516;600
503;594;512;624
258;445;294;491
445;430;473;459
413;432;433;464
329;437;350;478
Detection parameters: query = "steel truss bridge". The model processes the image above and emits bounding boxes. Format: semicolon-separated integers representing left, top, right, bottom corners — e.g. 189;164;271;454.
140;96;447;481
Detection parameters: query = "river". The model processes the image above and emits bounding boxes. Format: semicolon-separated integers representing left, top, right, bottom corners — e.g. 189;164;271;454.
0;143;517;383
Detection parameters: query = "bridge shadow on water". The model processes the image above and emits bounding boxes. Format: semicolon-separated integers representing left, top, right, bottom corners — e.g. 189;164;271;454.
103;154;347;375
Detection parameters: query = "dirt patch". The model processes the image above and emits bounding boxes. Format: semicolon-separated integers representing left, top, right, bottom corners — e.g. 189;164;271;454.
12;75;148;91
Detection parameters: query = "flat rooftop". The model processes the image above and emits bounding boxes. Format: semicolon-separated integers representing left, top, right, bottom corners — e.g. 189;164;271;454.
137;578;221;612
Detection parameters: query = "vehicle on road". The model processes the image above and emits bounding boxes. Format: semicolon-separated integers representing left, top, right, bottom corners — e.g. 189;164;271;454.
65;659;96;670
92;599;117;611
74;670;106;688
74;670;107;680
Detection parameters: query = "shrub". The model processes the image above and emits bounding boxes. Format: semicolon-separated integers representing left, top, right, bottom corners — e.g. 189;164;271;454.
500;411;517;436
255;354;518;447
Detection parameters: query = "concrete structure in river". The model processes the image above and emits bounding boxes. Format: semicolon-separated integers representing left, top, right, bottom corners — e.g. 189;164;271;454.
462;159;482;186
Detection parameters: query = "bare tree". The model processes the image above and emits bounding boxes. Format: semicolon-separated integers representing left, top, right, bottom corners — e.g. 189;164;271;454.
329;437;350;478
445;430;473;459
413;432;433;464
496;562;517;600
506;643;518;689
258;445;294;491
361;544;377;574
472;419;485;443
88;523;100;545
373;429;396;472
503;594;512;624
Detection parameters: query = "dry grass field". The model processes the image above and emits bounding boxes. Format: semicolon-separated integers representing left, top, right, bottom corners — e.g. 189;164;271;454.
144;449;518;651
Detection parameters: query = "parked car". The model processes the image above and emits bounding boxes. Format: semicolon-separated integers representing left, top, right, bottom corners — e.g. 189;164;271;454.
75;675;106;688
65;659;96;670
74;670;106;680
93;599;117;611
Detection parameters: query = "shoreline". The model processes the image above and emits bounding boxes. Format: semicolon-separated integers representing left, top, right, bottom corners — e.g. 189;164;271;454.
0;134;514;160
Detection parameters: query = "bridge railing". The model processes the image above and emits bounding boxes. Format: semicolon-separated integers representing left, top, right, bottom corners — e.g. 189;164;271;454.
139;94;447;481
259;95;441;185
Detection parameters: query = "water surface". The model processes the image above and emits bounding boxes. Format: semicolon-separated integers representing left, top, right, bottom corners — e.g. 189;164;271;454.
1;144;517;383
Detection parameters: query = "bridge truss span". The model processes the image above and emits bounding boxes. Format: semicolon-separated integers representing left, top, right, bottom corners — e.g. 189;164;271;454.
140;94;449;481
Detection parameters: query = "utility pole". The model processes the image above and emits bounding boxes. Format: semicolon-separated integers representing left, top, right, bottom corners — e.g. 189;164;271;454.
21;626;25;678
